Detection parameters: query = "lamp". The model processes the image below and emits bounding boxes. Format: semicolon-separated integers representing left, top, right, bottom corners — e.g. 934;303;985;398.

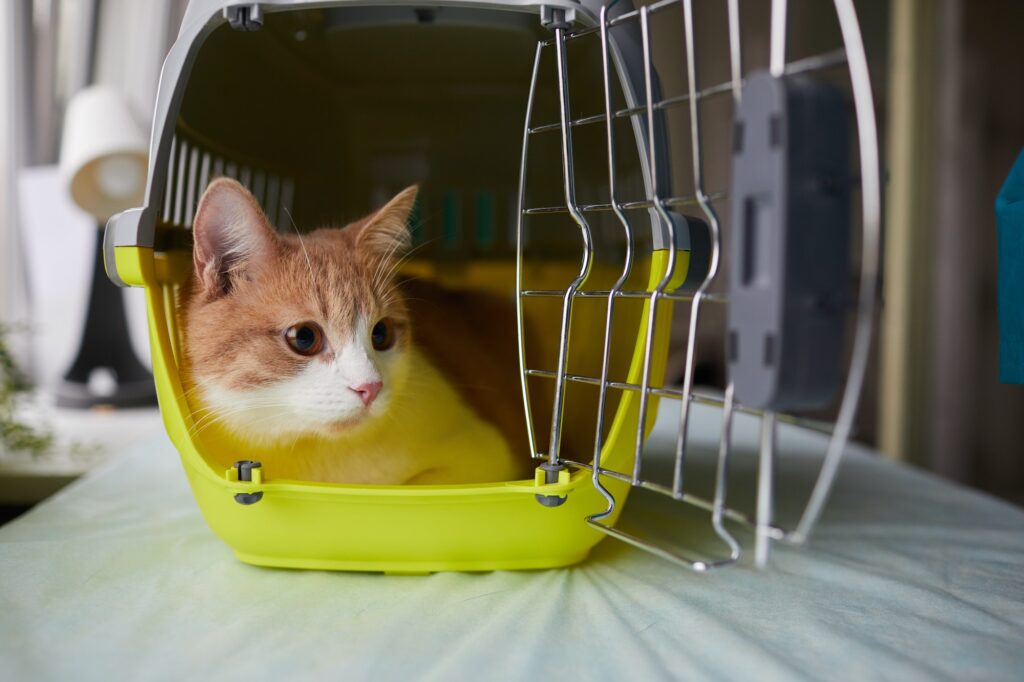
55;86;156;408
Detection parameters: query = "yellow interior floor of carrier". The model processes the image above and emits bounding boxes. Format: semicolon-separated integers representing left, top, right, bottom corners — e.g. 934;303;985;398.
104;0;881;572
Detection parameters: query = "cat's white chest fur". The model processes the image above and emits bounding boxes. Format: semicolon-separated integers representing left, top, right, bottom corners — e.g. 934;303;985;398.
237;348;522;485
320;348;519;484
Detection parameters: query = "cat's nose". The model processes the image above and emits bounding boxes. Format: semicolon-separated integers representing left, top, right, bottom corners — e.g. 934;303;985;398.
350;381;383;407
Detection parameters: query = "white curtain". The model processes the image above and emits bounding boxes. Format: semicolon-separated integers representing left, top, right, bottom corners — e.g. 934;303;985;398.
0;1;33;351
0;0;189;377
93;0;189;132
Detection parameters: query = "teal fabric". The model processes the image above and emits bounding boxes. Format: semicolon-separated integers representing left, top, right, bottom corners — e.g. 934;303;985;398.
997;149;1024;384
1;401;1023;680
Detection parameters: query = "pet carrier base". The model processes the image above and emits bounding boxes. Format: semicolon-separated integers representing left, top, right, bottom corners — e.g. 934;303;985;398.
114;246;681;571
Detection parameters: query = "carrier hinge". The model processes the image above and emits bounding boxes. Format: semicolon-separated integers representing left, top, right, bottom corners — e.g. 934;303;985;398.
534;462;569;507
224;4;263;31
540;5;576;31
232;460;264;505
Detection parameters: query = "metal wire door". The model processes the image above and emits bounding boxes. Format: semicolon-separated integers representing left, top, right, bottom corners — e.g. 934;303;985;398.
516;0;880;571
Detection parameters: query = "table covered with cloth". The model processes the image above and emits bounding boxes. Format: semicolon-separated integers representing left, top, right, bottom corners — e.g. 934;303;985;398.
1;400;1022;681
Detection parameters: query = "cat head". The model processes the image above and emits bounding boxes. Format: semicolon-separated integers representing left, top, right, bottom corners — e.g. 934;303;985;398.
185;178;418;443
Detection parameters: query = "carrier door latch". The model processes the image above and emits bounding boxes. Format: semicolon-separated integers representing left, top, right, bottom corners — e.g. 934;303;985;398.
727;71;851;411
224;4;263;31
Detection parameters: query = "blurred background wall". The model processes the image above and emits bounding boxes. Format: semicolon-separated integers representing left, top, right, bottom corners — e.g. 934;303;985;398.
881;0;1024;504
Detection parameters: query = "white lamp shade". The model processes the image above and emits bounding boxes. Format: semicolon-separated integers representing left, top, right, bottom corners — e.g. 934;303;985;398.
59;86;148;221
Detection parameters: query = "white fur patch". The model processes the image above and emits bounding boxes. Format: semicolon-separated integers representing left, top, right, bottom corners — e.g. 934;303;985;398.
201;319;409;443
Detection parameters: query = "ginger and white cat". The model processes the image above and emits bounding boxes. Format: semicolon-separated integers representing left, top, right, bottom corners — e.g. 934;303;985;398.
182;178;530;485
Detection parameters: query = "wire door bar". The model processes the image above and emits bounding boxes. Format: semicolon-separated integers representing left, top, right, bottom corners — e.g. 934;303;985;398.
515;0;881;571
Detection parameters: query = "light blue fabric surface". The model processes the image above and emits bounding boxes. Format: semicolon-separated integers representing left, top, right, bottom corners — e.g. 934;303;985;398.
1;401;1022;681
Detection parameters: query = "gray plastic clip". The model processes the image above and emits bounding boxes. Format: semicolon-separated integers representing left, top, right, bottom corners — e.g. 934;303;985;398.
540;6;576;31
233;460;263;505
535;462;568;507
224;4;263;31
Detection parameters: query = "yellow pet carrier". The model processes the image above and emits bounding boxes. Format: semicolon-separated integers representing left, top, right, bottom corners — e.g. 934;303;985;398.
104;0;880;572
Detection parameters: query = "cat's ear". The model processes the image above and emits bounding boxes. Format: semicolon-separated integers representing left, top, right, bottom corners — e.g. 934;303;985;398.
355;185;418;263
192;178;278;298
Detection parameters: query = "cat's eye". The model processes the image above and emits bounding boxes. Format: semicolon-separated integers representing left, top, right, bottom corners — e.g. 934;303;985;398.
371;318;395;351
285;322;324;356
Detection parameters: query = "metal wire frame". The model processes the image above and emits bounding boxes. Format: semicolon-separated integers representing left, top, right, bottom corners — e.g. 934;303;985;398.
542;21;596;468
516;0;881;572
586;2;637;525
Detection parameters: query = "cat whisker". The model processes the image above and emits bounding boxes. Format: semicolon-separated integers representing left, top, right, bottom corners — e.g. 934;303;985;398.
187;402;300;439
372;237;439;295
187;404;261;435
284;206;317;289
186;399;299;426
181;381;267;406
377;246;424;289
370;238;407;293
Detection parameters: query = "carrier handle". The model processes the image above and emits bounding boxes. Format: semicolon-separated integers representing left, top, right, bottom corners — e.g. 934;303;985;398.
103;207;148;287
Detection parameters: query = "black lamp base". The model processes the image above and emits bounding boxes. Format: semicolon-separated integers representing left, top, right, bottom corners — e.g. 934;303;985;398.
55;228;157;409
